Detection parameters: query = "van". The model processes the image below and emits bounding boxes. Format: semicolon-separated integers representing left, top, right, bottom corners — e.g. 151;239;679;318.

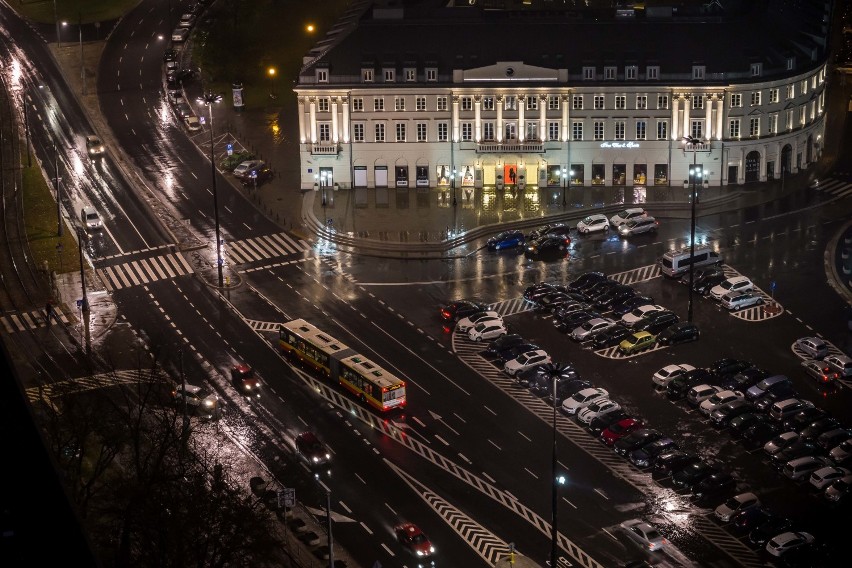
825;354;852;378
769;398;814;421
782;456;830;481
660;245;723;277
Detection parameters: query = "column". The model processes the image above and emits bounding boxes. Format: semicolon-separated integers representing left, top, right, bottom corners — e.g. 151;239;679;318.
715;97;724;141
497;95;503;142
739;147;745;183
672;96;680;140
539;94;547;142
298;97;307;143
341;98;350;143
682;94;690;139
518;95;526;142
452;95;460;143
309;97;317;143
474;95;482;142
331;97;339;143
704;95;712;140
791;138;799;173
561;94;570;142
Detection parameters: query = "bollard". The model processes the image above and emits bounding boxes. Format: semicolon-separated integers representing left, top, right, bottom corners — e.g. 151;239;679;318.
225;276;230;286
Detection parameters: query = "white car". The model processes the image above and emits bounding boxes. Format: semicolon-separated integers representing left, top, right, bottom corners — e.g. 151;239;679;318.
577;399;621;425
825;474;852;502
765;531;814;557
184;116;202;131
468;321;507;342
699;389;744;416
457;311;501;333
710;276;753;300
714;492;760;522
80;206;103;230
504;350;550;376
171;27;189;42
561;387;609;415
830;439;852;463
233;159;263;178
795;336;829;359
178;13;195;28
619;519;668;551
764;432;799;456
576;214;610;234
621;304;665;327
609;207;647;227
652;364;696;388
721;290;764;310
686;384;722;406
810;466;850;490
570;318;616;341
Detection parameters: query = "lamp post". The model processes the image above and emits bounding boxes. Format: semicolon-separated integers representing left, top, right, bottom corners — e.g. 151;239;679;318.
267;67;277;99
55;140;62;237
76;227;89;312
78;14;85;95
198;92;225;287
682;136;704;323
550;373;559;568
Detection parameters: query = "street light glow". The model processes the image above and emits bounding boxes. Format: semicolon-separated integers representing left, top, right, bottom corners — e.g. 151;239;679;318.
268;67;276;77
306;23;315;32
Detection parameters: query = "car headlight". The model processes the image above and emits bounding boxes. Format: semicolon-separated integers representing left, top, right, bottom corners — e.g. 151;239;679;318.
325;454;330;460
312;456;319;463
417;550;425;556
204;399;215;407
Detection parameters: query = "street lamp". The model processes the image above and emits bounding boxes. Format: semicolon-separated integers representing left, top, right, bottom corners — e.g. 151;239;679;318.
550;372;566;568
267;67;277;99
198;92;225;287
559;168;572;209
682;136;708;323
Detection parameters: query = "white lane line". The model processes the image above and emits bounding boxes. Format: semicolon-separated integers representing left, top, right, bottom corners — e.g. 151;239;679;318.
384;503;397;516
488;439;502;451
380;543;394;556
360;522;373;535
484;405;497;415
354;473;366;485
594;488;610;500
434;435;449;446
519;431;532;442
412;416;426;428
339;501;352;513
525;468;539;479
563;496;578;509
602;527;619;541
482;471;497;484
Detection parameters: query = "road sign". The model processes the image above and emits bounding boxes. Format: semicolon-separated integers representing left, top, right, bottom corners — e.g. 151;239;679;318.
279;487;295;508
770;280;777;291
199;116;206;125
226;142;233;156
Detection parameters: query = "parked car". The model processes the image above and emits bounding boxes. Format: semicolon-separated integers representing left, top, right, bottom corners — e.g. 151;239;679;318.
693;272;729;296
699;389;744;416
233;159;264;179
469;321;508;342
242;165;273;187
618;331;657;355
682;266;725;286
610;207;648;227
554;310;602;333
795;336;829;359
809;466;850;490
592;285;636;310
764;431;800;456
768;398;815;422
746;374;792;400
456;311;501;333
576;399;621;425
765;531;814;557
440;300;489;322
672;461;717;490
652;451;700;478
184;115;202;131
710;400;755;427
614;429;664;456
824;353;852;378
600;418;645;446
800;358;840;383
524;236;571;259
714;492;760;522
171;27;189;42
612;295;655;317
629;438;677;468
725;367;771;391
504;350;551;376
741;421;783;449
753;383;799;412
709;276;753;300
748;514;793;546
528;223;571;241
566;271;607;293
576;214;610;234
571;318;617;341
816;428;852;452
666;369;714;401
798;417;841;441
730;507;773;536
619;519;668;551
655;321;700;346
721;290;764;310
652;364;696;388
163;48;177;62
621;304;666;327
487;230;525;251
825;474;852;502
632;311;679;335
618;217;658;237
589;325;633;349
562;387;609;415
686;384;722;407
772;442;821;469
587;410;630;435
495;342;540;364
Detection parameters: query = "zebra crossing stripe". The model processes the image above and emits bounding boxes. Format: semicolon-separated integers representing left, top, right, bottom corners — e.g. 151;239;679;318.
138;258;158;281
242;238;269;259
173;252;193;273
125;262;143;286
278;232;308;252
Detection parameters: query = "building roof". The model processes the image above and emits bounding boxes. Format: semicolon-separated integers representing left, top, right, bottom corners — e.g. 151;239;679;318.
298;0;830;86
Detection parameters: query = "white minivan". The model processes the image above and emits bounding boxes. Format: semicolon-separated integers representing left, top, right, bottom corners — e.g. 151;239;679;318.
659;245;723;277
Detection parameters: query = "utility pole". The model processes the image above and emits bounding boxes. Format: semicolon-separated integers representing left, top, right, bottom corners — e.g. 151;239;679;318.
55;141;62;236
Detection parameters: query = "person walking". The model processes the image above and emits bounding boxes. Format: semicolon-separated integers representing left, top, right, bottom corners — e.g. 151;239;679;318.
45;301;54;326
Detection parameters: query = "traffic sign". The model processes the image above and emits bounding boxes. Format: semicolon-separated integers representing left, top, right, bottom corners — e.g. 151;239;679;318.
226;142;233;156
278;487;295;508
199;116;206;125
770;280;777;291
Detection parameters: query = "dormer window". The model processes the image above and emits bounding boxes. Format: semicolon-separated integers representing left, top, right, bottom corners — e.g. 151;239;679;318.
426;67;437;81
750;62;762;77
404;68;416;82
692;65;705;80
362;68;374;83
383;68;395;82
646;66;659;80
786;57;795;71
625;66;637;80
604;66;616;80
582;66;595;80
316;68;328;83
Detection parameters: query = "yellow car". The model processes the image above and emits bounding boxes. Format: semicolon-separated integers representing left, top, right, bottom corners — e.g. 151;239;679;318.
618;331;657;355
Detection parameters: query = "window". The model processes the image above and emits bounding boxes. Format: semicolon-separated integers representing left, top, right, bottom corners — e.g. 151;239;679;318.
572;121;583;141
799;106;806;125
416;96;426;111
646;66;659;80
526;96;537;111
316;69;328;83
583;66;595;80
548;121;560;141
635;120;646;140
483;96;495;110
657;94;668;109
504;96;517;110
750;62;762;77
461;122;472;141
615;95;626;110
404;68;416;82
395;123;406;142
572;95;583;110
394;97;405;111
437;122;448;141
383;68;395;82
786;57;795;71
625;66;637;80
749;117;760;137
352;97;364;111
548;95;559;110
375;123;385;142
751;91;761;106
374;97;384;111
801;79;808;94
614;121;625;140
692;95;703;110
362;68;374;82
318;123;331;142
691;120;703;138
769;113;778;134
656;120;667;140
317;97;330;112
353;123;364;142
604;66;616;80
526;121;538;140
636;95;647;110
768;88;779;104
786;109;794;130
728;119;740;138
593;95;604;110
483;122;494;141
426;68;437;81
594;121;604;140
437;96;448;111
416;122;427;142
461;96;473;111
730;93;742;108
692;65;705;80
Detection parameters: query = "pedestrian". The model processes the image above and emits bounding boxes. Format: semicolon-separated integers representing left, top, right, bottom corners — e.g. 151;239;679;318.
45;301;54;326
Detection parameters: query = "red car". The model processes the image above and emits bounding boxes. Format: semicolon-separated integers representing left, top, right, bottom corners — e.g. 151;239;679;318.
394;523;435;558
231;364;260;397
601;418;644;446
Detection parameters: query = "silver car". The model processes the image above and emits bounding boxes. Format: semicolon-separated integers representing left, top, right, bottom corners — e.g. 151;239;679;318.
620;519;668;551
570;318;616;341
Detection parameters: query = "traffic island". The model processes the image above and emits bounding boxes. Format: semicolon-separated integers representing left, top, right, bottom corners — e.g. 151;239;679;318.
762;301;783;315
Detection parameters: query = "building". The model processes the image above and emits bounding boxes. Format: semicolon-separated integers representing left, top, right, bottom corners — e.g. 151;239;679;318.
295;0;832;207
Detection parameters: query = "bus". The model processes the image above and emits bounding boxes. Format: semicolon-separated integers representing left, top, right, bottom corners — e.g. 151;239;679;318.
278;319;407;412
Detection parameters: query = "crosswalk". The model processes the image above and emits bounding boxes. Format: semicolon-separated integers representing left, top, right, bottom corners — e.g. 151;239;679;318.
809;177;852;199
227;233;310;265
1;308;71;333
96;252;193;291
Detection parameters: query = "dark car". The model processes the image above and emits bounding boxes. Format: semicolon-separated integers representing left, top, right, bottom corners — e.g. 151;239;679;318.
783;407;829;432
295;431;331;467
724;367;771;391
611;295;655;317
163;48;177;62
666;369;714;400
523;282;559;301
770;440;819;468
652;451;701;478
567;271;606;293
553;301;593;320
554;310;601;333
655;321;700;346
708;359;754;380
729;507;773;536
728;412;770;438
231;364;260;397
580;278;620;301
529;223;571;241
524;236;570;259
485;334;524;357
816;428;852;452
693;272;728;296
741;421;783;448
614;429;664;456
709;400;755;427
633;311;680;335
629;438;678;468
799;417;841;440
748;514;793;546
513;365;548;389
672;461;717;490
242;165;273;187
487;230;526;251
753;384;799;412
691;472;736;504
534;292;575;313
440;300;489;322
528;363;578;397
681;266;725;285
589;325;633;349
587;410;630;435
593;285;637;310
496;342;540;364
